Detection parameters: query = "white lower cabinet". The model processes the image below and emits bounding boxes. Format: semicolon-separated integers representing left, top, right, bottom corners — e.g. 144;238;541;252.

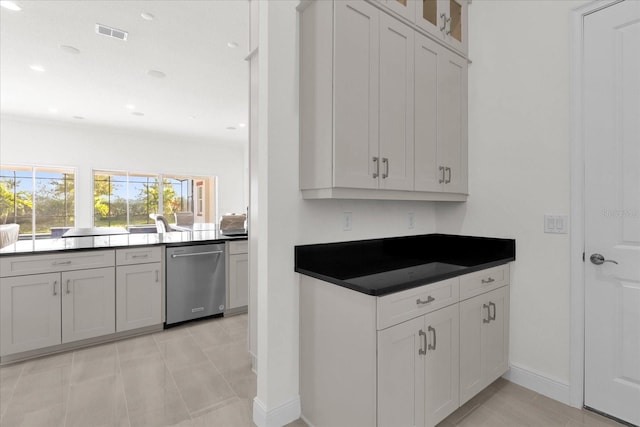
226;241;248;312
459;285;510;405
0;266;116;356
116;262;162;332
378;303;459;427
0;273;62;356
61;267;116;343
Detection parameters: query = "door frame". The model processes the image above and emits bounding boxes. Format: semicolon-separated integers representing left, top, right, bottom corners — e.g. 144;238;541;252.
568;0;625;409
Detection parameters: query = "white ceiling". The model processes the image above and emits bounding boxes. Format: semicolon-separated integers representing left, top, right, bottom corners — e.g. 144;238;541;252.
0;0;249;142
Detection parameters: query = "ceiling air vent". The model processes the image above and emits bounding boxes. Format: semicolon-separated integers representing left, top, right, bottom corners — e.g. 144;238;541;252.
95;24;128;41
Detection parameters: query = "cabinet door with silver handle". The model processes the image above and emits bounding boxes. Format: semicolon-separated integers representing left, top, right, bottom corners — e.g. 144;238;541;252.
66;279;71;294
53;280;58;296
488;302;496;321
419;329;427;355
482;303;491;323
590;253;618;265
381;157;389;179
372;157;379;179
439;166;445;184
445;167;452;184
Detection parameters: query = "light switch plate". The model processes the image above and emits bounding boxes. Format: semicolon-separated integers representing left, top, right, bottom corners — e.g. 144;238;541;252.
544;214;568;234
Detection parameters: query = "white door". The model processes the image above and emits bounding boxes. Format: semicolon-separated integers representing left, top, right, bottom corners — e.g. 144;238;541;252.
62;267;115;343
116;263;162;332
584;1;640;425
379;12;415;191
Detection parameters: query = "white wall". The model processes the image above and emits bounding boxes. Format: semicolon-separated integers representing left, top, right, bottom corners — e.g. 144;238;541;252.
0;115;247;225
253;1;437;423
437;0;588;396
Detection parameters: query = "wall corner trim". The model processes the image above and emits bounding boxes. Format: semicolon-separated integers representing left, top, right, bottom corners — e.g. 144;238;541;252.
503;363;571;406
253;396;301;427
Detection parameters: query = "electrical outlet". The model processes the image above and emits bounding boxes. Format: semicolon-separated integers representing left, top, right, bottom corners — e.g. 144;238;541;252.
408;212;415;229
343;212;352;231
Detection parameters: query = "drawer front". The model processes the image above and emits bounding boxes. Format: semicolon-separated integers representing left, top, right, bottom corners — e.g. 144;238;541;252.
0;250;115;277
228;240;248;255
459;264;510;301
116;246;162;265
377;278;459;330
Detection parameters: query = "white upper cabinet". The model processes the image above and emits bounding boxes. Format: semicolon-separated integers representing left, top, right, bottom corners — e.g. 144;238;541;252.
386;0;468;55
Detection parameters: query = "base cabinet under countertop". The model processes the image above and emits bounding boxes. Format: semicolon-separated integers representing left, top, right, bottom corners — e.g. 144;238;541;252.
299;263;510;427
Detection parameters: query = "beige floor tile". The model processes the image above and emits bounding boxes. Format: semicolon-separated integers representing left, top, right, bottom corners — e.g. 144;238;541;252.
455;404;512;427
157;336;209;372
153;325;190;343
191;397;253;427
65;375;129;427
117;335;160;362
218;314;248;334
188;320;235;349
0;362;24;418
567;410;626;427
0;402;66;427
483;388;569;427
171;361;235;414
21;352;72;375
223;368;257;400
203;341;251;375
1;365;69;426
70;342;119;385
283;419;309;427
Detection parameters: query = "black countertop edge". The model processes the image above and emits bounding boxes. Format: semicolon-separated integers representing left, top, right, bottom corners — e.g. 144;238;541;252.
296;258;514;296
0;235;247;256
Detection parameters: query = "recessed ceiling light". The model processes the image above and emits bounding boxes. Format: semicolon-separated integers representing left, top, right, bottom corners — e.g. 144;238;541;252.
72;116;84;120
146;69;166;79
0;1;22;11
238;123;246;128
59;45;80;55
226;126;237;130
227;41;239;49
48;108;58;113
125;104;135;110
131;112;144;116
140;12;154;21
29;65;45;72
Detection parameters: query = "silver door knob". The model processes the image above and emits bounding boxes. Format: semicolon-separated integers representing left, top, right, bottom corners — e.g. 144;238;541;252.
590;253;618;265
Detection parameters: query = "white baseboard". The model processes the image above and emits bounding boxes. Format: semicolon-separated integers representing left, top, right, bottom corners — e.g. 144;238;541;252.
253;396;301;427
503;363;573;406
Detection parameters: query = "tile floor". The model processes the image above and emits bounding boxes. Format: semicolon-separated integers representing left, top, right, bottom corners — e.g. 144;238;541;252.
0;314;623;427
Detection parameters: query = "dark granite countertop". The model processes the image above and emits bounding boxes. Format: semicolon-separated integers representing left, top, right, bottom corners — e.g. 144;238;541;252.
295;234;515;296
0;230;247;256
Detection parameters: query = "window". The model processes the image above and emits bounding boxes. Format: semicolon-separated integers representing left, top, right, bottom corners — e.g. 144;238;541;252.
1;165;75;238
93;170;213;228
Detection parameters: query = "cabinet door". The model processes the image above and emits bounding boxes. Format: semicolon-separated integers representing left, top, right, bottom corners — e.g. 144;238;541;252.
438;49;468;194
414;33;442;192
116;263;162;332
441;0;467;55
459;286;510;405
385;0;416;22
416;0;444;40
62;267;115;343
423;304;459;427
482;285;509;385
228;253;249;309
379;13;415;191
334;0;380;189
0;273;61;356
378;316;425;427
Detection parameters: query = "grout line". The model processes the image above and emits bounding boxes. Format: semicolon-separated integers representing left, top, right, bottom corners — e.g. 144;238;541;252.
61;351;75;427
0;362;25;422
115;340;133;427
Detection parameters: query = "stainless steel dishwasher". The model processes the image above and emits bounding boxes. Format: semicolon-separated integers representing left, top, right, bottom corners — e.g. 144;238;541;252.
165;243;226;326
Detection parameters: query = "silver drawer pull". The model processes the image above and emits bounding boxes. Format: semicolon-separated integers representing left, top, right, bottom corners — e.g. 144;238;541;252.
428;325;436;351
481;277;495;284
418;329;427;355
483;303;491;323
53;280;58;296
66;279;71;294
171;250;223;258
416;296;435;305
131;254;149;259
52;260;72;266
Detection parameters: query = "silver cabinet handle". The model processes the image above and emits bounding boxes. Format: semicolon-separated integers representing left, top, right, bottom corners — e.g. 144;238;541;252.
440;13;449;32
155;270;159;282
131;254;149;259
418;329;427;355
427;325;436;350
489;302;496;321
171;250;223;258
483;303;491;323
372;157;379;179
590;253;618;265
445;167;452;184
53;280;58;296
439;166;445;184
382;158;389;179
66;279;71;294
52;260;71;266
481;277;495;284
416;296;435;305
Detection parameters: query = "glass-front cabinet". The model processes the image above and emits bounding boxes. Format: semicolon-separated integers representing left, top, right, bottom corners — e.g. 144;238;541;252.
385;0;468;55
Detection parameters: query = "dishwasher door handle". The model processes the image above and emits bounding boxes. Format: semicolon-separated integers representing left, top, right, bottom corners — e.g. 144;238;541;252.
171;250;224;258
